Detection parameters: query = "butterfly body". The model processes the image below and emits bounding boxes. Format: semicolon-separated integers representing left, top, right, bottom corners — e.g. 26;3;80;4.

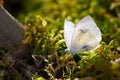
64;15;102;54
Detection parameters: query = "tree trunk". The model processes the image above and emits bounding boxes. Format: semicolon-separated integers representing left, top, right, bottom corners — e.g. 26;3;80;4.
0;6;25;50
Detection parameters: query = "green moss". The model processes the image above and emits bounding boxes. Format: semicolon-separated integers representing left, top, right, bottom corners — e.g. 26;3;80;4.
1;0;120;80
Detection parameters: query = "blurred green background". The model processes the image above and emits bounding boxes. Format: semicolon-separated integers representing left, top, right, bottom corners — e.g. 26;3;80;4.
4;1;120;30
4;0;120;44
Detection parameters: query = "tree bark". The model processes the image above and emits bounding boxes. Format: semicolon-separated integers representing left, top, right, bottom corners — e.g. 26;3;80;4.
0;6;25;50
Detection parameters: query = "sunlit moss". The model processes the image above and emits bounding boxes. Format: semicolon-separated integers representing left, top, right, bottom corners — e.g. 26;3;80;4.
2;0;120;79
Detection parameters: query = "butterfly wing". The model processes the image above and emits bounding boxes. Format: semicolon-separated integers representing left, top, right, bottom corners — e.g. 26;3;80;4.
75;15;102;42
70;29;99;54
64;19;75;50
70;15;102;54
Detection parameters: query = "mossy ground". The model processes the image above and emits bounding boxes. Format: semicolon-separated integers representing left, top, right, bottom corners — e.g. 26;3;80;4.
0;0;120;80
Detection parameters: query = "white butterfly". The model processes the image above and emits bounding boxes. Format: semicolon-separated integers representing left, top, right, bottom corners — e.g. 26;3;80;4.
64;15;102;54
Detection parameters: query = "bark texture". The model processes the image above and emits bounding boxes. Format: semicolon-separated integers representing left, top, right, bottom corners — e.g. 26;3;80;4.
0;6;25;50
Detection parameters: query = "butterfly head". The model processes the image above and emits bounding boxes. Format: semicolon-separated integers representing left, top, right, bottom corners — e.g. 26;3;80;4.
65;48;78;54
